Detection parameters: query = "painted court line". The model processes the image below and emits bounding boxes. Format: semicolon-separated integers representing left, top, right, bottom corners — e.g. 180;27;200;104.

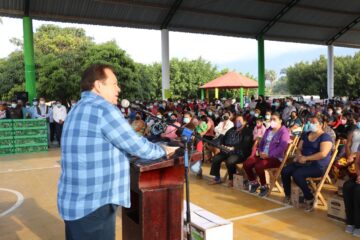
227;205;292;222
0;165;60;174
0;188;24;218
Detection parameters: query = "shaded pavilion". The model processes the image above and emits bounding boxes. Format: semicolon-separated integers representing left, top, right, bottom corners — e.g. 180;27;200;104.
200;71;258;107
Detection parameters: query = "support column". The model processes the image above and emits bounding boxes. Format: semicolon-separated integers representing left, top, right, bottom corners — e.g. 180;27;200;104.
206;89;209;100
161;29;170;100
23;16;36;102
214;88;219;99
200;89;204;100
258;36;265;96
239;88;244;108
327;45;334;99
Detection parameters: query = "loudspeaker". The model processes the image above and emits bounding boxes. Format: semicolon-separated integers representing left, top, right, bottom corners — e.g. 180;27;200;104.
14;92;29;103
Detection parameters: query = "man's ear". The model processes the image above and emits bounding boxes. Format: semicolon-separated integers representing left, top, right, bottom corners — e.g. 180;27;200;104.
93;80;101;92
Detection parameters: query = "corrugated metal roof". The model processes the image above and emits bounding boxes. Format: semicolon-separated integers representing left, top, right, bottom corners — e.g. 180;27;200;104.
0;0;360;48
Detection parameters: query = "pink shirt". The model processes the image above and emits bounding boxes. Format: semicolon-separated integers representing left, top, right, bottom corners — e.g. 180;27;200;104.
253;125;266;140
161;122;181;139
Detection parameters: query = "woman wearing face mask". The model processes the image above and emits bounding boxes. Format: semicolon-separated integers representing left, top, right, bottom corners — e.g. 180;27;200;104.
209;115;254;186
334;114;354;139
131;112;145;135
281;116;333;212
214;111;234;138
243;112;290;197
329;106;343;128
286;111;303;137
334;115;360;181
8;100;23;119
271;99;281;113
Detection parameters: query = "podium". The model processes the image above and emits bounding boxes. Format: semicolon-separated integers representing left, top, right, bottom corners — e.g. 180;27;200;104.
122;151;202;240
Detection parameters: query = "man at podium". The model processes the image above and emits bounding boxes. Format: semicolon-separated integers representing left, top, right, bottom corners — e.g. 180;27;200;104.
57;64;176;240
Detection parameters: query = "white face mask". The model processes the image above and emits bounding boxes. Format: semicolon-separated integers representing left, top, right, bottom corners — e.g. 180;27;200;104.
56;103;61;108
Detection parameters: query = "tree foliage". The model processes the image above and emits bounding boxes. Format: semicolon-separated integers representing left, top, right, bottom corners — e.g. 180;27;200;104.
285;54;360;97
0;24;260;102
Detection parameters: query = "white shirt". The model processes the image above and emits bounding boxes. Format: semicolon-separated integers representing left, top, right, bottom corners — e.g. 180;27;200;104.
53;105;67;123
214;120;234;137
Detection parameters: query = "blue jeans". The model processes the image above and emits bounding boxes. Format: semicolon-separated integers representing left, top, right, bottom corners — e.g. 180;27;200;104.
65;204;117;240
281;163;323;200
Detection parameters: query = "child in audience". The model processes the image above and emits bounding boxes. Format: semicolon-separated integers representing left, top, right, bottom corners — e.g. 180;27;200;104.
253;117;266;141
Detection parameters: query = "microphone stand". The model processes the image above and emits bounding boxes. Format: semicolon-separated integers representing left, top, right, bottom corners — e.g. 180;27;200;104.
130;104;229;240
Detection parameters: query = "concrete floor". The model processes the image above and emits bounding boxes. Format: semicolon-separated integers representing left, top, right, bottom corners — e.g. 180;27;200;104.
0;149;353;240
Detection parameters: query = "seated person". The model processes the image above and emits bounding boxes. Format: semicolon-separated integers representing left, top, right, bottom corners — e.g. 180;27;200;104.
334;113;354;139
264;110;272;129
131;112;145;135
196;115;208;136
334;115;360;180
343;145;360;237
243;112;290;197
322;115;336;144
214;111;234;138
209;115;253;186
286;111;303;136
281;115;333;212
253;117;266;141
160;113;181;141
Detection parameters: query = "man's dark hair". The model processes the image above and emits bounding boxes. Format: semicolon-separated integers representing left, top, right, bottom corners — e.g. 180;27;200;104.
80;64;115;92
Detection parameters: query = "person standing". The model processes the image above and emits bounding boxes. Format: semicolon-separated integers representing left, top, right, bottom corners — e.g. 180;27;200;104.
57;64;175;240
8;100;23;119
33;97;52;144
52;101;67;146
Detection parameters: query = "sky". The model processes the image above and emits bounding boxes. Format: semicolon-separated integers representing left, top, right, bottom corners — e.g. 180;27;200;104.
0;16;359;79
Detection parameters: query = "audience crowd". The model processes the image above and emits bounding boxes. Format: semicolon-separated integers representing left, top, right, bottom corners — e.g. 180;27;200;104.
1;95;360;235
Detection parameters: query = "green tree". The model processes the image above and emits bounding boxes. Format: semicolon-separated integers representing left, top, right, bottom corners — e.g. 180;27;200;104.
0;51;25;101
272;75;289;95
169;57;218;99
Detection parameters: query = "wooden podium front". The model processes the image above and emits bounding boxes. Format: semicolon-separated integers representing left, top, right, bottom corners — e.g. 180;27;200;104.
122;151;202;240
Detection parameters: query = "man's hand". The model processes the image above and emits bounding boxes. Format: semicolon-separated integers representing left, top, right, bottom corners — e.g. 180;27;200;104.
162;145;178;159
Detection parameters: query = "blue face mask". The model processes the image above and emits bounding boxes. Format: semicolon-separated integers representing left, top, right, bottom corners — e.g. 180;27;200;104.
309;123;318;132
250;111;255;116
236;121;242;129
274;102;280;107
357;122;360;129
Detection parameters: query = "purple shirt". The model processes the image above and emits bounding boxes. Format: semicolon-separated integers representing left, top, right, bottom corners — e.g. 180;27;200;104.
259;126;290;160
